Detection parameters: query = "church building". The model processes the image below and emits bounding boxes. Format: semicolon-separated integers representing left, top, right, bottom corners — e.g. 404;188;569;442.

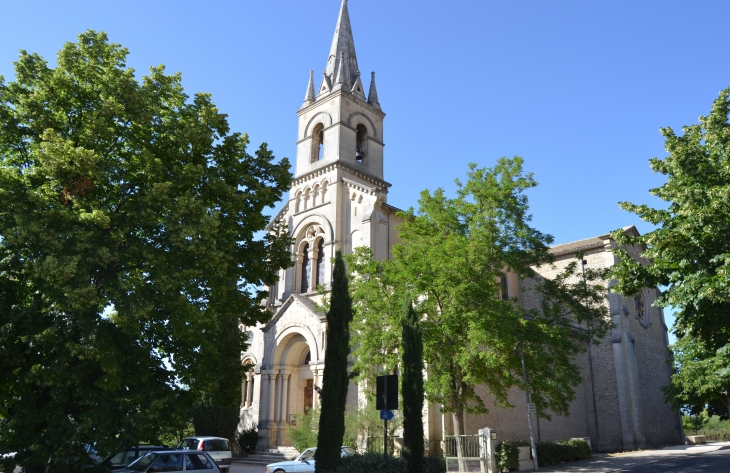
239;0;683;454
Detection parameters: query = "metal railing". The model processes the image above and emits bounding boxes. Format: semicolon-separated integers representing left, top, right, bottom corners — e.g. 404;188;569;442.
444;434;483;473
365;436;396;455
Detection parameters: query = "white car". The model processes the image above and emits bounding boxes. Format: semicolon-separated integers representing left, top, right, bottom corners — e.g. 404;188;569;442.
266;447;356;473
177;437;232;472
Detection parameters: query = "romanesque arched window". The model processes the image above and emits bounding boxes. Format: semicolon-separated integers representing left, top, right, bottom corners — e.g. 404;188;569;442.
241;359;255;408
316;239;325;287
301;242;311;293
312;123;324;163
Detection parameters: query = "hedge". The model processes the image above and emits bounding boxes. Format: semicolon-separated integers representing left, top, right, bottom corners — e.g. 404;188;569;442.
338;453;445;473
494;439;591;471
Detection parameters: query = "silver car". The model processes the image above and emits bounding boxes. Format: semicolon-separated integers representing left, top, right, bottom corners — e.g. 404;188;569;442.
118;450;221;472
177;437;232;472
265;447;356;473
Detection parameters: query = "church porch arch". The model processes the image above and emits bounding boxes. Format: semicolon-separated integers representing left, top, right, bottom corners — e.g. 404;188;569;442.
261;325;322;447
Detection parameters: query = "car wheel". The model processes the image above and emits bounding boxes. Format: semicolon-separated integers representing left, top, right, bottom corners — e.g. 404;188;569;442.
274;469;285;473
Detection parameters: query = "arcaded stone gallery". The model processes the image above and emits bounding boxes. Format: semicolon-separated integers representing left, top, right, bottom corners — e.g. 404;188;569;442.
239;0;682;454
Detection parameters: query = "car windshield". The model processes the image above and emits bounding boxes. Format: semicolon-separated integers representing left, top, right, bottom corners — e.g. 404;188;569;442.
128;452;157;471
342;447;356;457
299;449;316;461
203;439;229;451
105;450;137;468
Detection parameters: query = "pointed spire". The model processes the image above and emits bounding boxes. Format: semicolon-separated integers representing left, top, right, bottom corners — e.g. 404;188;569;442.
302;70;315;107
367;71;381;110
323;0;358;92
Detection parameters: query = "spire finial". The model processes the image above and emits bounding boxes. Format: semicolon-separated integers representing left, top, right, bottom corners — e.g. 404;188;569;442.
302;70;315;107
367;71;381;110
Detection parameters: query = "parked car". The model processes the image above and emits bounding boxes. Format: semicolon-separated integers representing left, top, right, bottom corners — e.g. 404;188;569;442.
84;443;102;464
118;450;221;472
101;445;174;470
177;437;232;472
265;447;357;473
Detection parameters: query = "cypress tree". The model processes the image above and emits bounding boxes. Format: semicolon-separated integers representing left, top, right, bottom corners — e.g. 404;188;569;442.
314;251;354;473
402;295;424;473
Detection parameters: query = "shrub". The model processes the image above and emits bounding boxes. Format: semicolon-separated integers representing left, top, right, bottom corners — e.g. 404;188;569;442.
535;439;590;467
492;439;590;471
338;453;407;473
337;453;444;473
237;426;261;454
494;441;521;472
288;408;319;453
422;456;446;473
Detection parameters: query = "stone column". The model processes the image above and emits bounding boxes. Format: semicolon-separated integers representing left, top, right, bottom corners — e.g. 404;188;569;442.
312;367;320;410
268;369;279;424
280;371;291;426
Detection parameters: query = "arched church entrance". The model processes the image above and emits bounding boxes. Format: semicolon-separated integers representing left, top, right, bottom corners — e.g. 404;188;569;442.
268;331;319;446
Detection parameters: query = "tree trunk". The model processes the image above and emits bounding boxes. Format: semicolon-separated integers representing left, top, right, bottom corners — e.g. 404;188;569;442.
452;407;467;472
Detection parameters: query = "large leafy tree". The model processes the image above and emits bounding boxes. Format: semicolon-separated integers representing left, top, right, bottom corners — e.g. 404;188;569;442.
611;87;730;351
0;31;291;471
663;335;730;420
348;158;610;462
314;251;354;473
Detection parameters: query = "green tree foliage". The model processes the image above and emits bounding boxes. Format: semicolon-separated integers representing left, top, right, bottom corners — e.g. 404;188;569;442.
664;335;730;420
0;31;291;471
347;158;610;461
401;296;424;473
610;87;730;351
192;395;242;443
315;251;354;473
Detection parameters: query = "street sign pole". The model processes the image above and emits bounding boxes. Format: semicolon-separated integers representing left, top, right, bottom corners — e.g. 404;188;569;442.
384;417;388;465
376;374;398;465
384;378;388;465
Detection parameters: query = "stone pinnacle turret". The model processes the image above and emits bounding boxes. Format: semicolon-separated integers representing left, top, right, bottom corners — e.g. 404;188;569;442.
302;70;315;108
367;71;381;110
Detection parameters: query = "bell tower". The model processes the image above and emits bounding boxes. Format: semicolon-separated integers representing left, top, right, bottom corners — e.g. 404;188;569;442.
268;0;398;305
295;0;385;180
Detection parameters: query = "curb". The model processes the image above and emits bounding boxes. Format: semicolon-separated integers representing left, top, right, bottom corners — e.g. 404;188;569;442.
542;444;730;473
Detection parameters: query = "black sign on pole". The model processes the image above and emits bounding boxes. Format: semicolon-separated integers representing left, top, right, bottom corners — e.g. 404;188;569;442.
376;374;398;463
376;374;398;410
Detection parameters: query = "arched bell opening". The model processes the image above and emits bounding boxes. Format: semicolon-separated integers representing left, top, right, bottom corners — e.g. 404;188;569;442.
355;124;367;162
311;123;325;163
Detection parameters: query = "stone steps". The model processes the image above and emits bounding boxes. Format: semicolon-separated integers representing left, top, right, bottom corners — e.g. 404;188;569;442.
234;447;300;466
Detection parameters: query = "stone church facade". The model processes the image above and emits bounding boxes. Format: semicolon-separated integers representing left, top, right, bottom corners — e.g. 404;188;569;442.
239;0;682;453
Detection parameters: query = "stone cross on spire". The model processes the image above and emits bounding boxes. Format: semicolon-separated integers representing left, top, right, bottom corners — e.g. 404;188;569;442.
320;0;359;95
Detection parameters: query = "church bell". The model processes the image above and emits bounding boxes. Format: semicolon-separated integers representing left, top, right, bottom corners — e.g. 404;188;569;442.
356;144;364;162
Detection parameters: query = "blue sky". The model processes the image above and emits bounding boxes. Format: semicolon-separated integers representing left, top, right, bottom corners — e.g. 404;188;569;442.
3;1;729;338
